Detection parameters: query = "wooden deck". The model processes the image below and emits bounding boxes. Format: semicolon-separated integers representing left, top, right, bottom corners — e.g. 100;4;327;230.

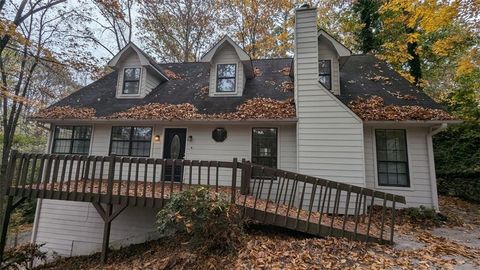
0;152;406;263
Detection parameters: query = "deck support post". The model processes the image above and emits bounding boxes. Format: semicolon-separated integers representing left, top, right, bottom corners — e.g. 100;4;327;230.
101;203;112;264
92;202;128;264
0;196;26;263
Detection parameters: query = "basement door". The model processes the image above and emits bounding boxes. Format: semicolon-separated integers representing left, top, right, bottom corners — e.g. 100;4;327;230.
163;128;187;181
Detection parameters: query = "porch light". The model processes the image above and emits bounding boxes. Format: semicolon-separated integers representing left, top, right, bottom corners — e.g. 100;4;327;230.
154;135;161;142
188;135;193;142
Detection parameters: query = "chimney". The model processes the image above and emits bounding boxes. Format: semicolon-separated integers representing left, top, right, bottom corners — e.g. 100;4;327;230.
293;5;319;107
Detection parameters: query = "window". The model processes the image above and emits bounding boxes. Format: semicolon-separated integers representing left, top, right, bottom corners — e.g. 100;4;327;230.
375;129;410;187
122;68;141;94
52;126;92;154
109;126;152;157
216;64;236;92
318;60;332;90
252;128;278;168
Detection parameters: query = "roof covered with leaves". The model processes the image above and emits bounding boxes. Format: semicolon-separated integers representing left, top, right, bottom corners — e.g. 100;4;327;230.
38;55;451;121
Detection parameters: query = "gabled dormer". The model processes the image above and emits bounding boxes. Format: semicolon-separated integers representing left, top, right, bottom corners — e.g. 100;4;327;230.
200;36;254;97
317;30;351;95
108;43;169;99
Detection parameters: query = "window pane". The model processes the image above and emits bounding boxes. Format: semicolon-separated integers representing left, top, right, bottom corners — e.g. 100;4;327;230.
73;126;91;139
375;129;409;187
123;81;139;94
112;127;131;140
55;126;73;139
110;141;130;156
319;75;331;90
132;127;152;141
131;141;151;157
53;140;71;154
252;128;277;168
72;140;90;154
319;60;331;74
217;78;236;92
124;68;141;80
217;64;236;77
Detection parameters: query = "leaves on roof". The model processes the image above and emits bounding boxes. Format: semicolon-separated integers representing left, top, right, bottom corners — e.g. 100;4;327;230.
163;68;182;80
106;98;296;120
348;95;454;121
279;66;291;76
280;81;294;92
253;67;262;76
35;106;96;119
387;91;417;100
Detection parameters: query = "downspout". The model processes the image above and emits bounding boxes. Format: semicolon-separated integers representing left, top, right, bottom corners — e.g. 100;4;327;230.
427;123;448;211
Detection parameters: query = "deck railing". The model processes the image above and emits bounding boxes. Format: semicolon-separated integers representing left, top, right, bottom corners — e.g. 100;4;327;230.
1;151;406;258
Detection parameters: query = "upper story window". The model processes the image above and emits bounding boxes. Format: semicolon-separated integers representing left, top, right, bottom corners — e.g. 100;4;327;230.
375;129;410;187
52;126;92;155
318;60;332;90
110;126;152;157
216;64;236;92
122;68;141;94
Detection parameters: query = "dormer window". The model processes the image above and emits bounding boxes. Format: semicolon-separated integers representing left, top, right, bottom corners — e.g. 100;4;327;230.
318;60;332;90
122;68;141;94
216;64;236;92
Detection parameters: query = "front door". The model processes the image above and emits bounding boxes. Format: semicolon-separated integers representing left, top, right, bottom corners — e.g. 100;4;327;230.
163;128;187;181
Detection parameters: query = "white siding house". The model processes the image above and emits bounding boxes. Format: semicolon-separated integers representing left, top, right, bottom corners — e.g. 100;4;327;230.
28;4;458;258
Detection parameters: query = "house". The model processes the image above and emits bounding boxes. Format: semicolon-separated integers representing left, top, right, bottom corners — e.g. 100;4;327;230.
27;5;458;257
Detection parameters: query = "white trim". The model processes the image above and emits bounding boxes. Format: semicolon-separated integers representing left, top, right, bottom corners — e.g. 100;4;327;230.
200;36;251;62
372;127;415;191
116;66;143;99
318;30;351;57
34;119;298;125
212;63;239;96
426;123;448;211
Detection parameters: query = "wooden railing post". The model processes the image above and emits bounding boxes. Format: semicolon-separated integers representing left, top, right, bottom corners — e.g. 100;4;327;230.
2;150;18;196
240;159;251;195
107;155;116;204
231;158;238;204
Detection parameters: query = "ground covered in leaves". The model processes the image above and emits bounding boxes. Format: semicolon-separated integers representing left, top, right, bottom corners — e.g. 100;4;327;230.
35;196;480;270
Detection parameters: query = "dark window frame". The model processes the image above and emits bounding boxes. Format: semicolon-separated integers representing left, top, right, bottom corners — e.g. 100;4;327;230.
122;67;141;94
251;127;278;169
318;59;332;90
109;126;152;157
52;125;92;155
216;63;237;93
375;129;410;187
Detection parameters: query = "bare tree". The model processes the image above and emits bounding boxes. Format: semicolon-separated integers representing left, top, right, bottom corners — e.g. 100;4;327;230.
138;0;220;62
0;0;79;220
71;0;135;57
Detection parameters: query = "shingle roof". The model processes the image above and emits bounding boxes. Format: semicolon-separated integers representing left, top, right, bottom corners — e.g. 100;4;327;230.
339;55;444;109
51;58;294;118
45;54;446;120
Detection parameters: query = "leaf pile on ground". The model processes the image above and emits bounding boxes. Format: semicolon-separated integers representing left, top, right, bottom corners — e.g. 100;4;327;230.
35;106;96;119
348;95;454;121
34;196;480;270
107;98;296;120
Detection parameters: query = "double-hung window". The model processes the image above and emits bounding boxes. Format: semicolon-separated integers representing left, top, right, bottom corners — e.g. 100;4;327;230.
109;126;152;157
122;68;141;94
216;64;236;92
375;129;410;187
318;60;332;90
52;126;92;154
252;128;278;168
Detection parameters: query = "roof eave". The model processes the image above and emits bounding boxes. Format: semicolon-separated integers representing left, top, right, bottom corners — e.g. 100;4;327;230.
31;118;299;125
363;119;463;126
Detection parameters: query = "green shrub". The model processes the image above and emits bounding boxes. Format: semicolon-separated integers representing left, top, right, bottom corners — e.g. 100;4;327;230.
157;187;243;254
405;206;442;226
437;172;480;203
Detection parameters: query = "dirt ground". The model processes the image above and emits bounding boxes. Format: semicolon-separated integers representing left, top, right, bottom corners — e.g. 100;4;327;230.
29;196;480;270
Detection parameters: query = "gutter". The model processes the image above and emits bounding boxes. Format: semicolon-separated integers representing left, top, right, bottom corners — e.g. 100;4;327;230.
426;123;449;211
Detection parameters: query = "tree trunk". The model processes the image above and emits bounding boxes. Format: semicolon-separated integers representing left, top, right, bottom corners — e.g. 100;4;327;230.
406;28;422;85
